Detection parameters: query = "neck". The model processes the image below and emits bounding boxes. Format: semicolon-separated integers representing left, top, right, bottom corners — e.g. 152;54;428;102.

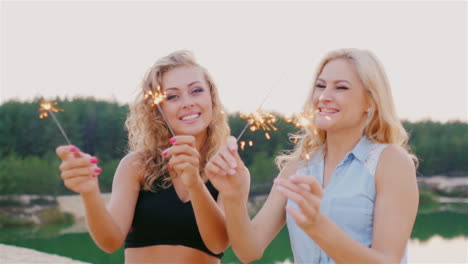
324;127;364;163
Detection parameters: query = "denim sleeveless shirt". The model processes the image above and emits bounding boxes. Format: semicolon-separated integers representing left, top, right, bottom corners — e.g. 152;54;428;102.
286;136;407;263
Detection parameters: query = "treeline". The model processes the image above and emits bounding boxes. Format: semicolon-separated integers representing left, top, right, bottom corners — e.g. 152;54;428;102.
1;98;467;195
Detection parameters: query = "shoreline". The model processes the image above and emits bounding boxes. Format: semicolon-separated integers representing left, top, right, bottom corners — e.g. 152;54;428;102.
1;176;467;262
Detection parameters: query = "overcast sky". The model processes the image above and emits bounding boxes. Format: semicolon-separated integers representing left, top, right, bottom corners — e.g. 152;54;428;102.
1;0;467;122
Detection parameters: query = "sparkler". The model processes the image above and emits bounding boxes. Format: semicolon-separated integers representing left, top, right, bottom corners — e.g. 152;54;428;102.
283;109;321;129
39;101;72;145
236;74;285;142
144;86;175;137
237;110;278;141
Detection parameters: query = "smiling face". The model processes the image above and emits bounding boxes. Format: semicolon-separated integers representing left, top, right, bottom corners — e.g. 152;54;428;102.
160;65;213;140
312;59;370;134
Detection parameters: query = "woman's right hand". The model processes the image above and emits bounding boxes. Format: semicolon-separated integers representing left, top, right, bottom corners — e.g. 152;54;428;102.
205;136;250;200
56;145;102;195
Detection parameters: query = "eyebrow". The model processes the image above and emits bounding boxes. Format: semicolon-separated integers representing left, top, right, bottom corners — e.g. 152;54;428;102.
165;81;202;91
317;78;352;85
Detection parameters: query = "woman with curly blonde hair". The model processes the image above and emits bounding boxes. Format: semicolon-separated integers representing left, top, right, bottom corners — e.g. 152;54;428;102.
56;50;230;263
206;48;419;263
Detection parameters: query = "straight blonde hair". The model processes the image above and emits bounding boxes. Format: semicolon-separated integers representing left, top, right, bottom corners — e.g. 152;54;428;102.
276;48;417;169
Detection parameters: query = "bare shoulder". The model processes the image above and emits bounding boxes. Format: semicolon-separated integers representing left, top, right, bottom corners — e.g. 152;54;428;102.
120;152;144;168
379;145;415;172
114;152;145;183
376;145;417;187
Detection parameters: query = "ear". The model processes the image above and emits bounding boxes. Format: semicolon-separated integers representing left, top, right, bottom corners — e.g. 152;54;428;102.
364;93;374;113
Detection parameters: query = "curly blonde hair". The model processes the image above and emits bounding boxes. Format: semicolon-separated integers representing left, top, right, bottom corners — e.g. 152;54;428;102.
125;50;230;191
276;48;417;169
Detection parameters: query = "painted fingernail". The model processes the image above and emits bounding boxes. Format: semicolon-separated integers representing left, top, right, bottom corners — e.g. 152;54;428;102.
94;167;102;173
69;146;77;152
162;150;168;156
169;137;176;144
90;157;98;164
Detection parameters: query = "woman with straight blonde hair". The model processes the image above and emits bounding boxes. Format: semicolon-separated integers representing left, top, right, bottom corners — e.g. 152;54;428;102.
56;50;231;263
206;48;419;263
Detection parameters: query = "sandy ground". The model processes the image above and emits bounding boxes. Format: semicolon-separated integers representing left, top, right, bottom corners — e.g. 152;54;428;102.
0;243;89;264
57;193;111;221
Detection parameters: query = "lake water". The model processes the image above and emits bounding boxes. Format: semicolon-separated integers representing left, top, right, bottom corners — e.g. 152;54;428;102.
1;209;467;263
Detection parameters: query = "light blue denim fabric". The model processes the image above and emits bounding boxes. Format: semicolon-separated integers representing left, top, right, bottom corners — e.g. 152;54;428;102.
286;136;407;263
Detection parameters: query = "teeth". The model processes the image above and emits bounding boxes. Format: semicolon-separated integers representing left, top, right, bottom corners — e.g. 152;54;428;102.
182;114;199;120
320;108;338;113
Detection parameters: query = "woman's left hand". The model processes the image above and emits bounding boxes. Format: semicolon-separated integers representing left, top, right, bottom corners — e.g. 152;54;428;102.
275;175;324;230
162;135;202;189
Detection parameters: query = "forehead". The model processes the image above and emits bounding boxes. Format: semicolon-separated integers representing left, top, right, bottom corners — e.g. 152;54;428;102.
161;66;206;89
318;59;360;84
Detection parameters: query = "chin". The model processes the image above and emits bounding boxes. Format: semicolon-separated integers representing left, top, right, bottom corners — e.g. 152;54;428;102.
314;120;332;130
176;127;208;137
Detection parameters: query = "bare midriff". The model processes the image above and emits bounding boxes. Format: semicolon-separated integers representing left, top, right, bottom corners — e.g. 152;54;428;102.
125;245;220;264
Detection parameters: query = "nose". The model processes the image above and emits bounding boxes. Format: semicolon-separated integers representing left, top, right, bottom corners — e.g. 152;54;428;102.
181;94;195;109
318;86;333;102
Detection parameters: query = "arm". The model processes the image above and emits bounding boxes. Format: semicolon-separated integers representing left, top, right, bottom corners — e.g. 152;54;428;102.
165;136;229;254
277;145;418;263
206;136;299;263
57;146;141;253
186;178;229;254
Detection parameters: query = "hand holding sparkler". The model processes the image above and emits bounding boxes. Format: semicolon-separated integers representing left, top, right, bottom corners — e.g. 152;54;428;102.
205;136;251;199
40;100;102;191
56;145;103;194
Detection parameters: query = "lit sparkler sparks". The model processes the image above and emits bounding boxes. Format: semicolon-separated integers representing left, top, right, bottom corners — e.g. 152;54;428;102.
39;101;63;119
144;86;175;137
236;75;285;143
239;140;254;151
39;101;72;145
283;109;320;129
240;141;246;151
283;109;321;145
237;110;278;141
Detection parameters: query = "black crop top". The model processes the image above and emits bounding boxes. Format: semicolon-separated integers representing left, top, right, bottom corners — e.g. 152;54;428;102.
124;181;223;259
